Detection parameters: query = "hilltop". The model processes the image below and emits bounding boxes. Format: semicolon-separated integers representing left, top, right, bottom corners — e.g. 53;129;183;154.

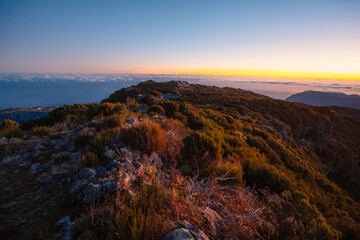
1;80;360;239
286;91;360;109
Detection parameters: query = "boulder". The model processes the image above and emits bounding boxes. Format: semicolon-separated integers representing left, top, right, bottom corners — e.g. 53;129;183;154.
96;166;108;177
105;181;117;193
164;220;209;240
55;216;75;240
203;207;222;234
164;228;194;240
78;167;96;179
70;179;88;194
0;137;7;144
82;183;103;203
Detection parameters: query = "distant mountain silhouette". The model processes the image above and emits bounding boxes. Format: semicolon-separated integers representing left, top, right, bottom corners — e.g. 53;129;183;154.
286;91;360;109
0;106;55;123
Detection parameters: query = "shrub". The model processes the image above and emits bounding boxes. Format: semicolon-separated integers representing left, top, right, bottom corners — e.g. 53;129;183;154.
148;105;165;116
162;101;179;117
243;158;292;193
126;97;139;110
103;114;125;128
181;131;223;174
33;126;51;136
214;161;245;186
89;134;113;159
5;127;25;138
100;102;127;116
49;104;89;123
53;152;70;165
78;183;167;240
161;119;188;167
0;119;25;138
152;90;163;97
81;151;101;167
0;119;19;131
122;120;166;154
142;94;157;105
75;132;91;149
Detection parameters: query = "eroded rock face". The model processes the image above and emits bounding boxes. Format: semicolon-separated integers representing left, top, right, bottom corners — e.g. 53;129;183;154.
164;220;209;240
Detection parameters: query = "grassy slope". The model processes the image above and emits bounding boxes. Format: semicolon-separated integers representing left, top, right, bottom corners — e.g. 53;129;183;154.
104;81;360;237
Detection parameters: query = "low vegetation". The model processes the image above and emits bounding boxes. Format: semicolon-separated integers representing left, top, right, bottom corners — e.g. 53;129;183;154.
1;80;360;239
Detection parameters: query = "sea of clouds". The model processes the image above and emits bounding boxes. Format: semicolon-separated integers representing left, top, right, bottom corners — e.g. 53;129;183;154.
1;73;359;109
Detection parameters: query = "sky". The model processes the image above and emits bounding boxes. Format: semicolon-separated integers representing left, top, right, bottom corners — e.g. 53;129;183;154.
0;0;359;80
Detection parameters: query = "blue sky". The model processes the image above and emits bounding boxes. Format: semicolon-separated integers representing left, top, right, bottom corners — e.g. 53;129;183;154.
0;0;359;79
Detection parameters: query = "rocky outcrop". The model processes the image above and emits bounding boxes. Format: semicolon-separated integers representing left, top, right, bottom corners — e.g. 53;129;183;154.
164;221;209;240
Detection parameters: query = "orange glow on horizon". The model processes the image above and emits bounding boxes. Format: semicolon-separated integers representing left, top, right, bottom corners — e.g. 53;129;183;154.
106;67;360;80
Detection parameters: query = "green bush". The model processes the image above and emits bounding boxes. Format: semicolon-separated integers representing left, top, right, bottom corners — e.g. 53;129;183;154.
142;94;158;106
5;127;25;138
104;114;125;128
100;102;127;116
33;126;51;136
122;120;166;154
148;105;165;115
214;161;245;186
181;131;223;173
0;119;19;130
81;151;101;167
89;134;113;159
162;101;179;116
126;97;139;110
0;119;25;138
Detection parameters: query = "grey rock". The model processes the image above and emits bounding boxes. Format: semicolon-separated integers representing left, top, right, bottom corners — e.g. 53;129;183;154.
19;161;30;167
164;228;194;240
55;216;71;228
67;141;76;151
40;175;53;183
96;166;108;177
43;162;52;169
4;159;15;166
56;168;68;174
70;179;87;194
82;183;103;203
107;159;121;169
20;153;29;159
125;118;138;125
28;163;40;173
33;143;45;151
54;141;67;150
70;152;81;161
132;161;142;170
60;231;74;240
164;220;209;240
78;167;96;179
55;216;75;231
105;181;116;193
0;137;7;144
